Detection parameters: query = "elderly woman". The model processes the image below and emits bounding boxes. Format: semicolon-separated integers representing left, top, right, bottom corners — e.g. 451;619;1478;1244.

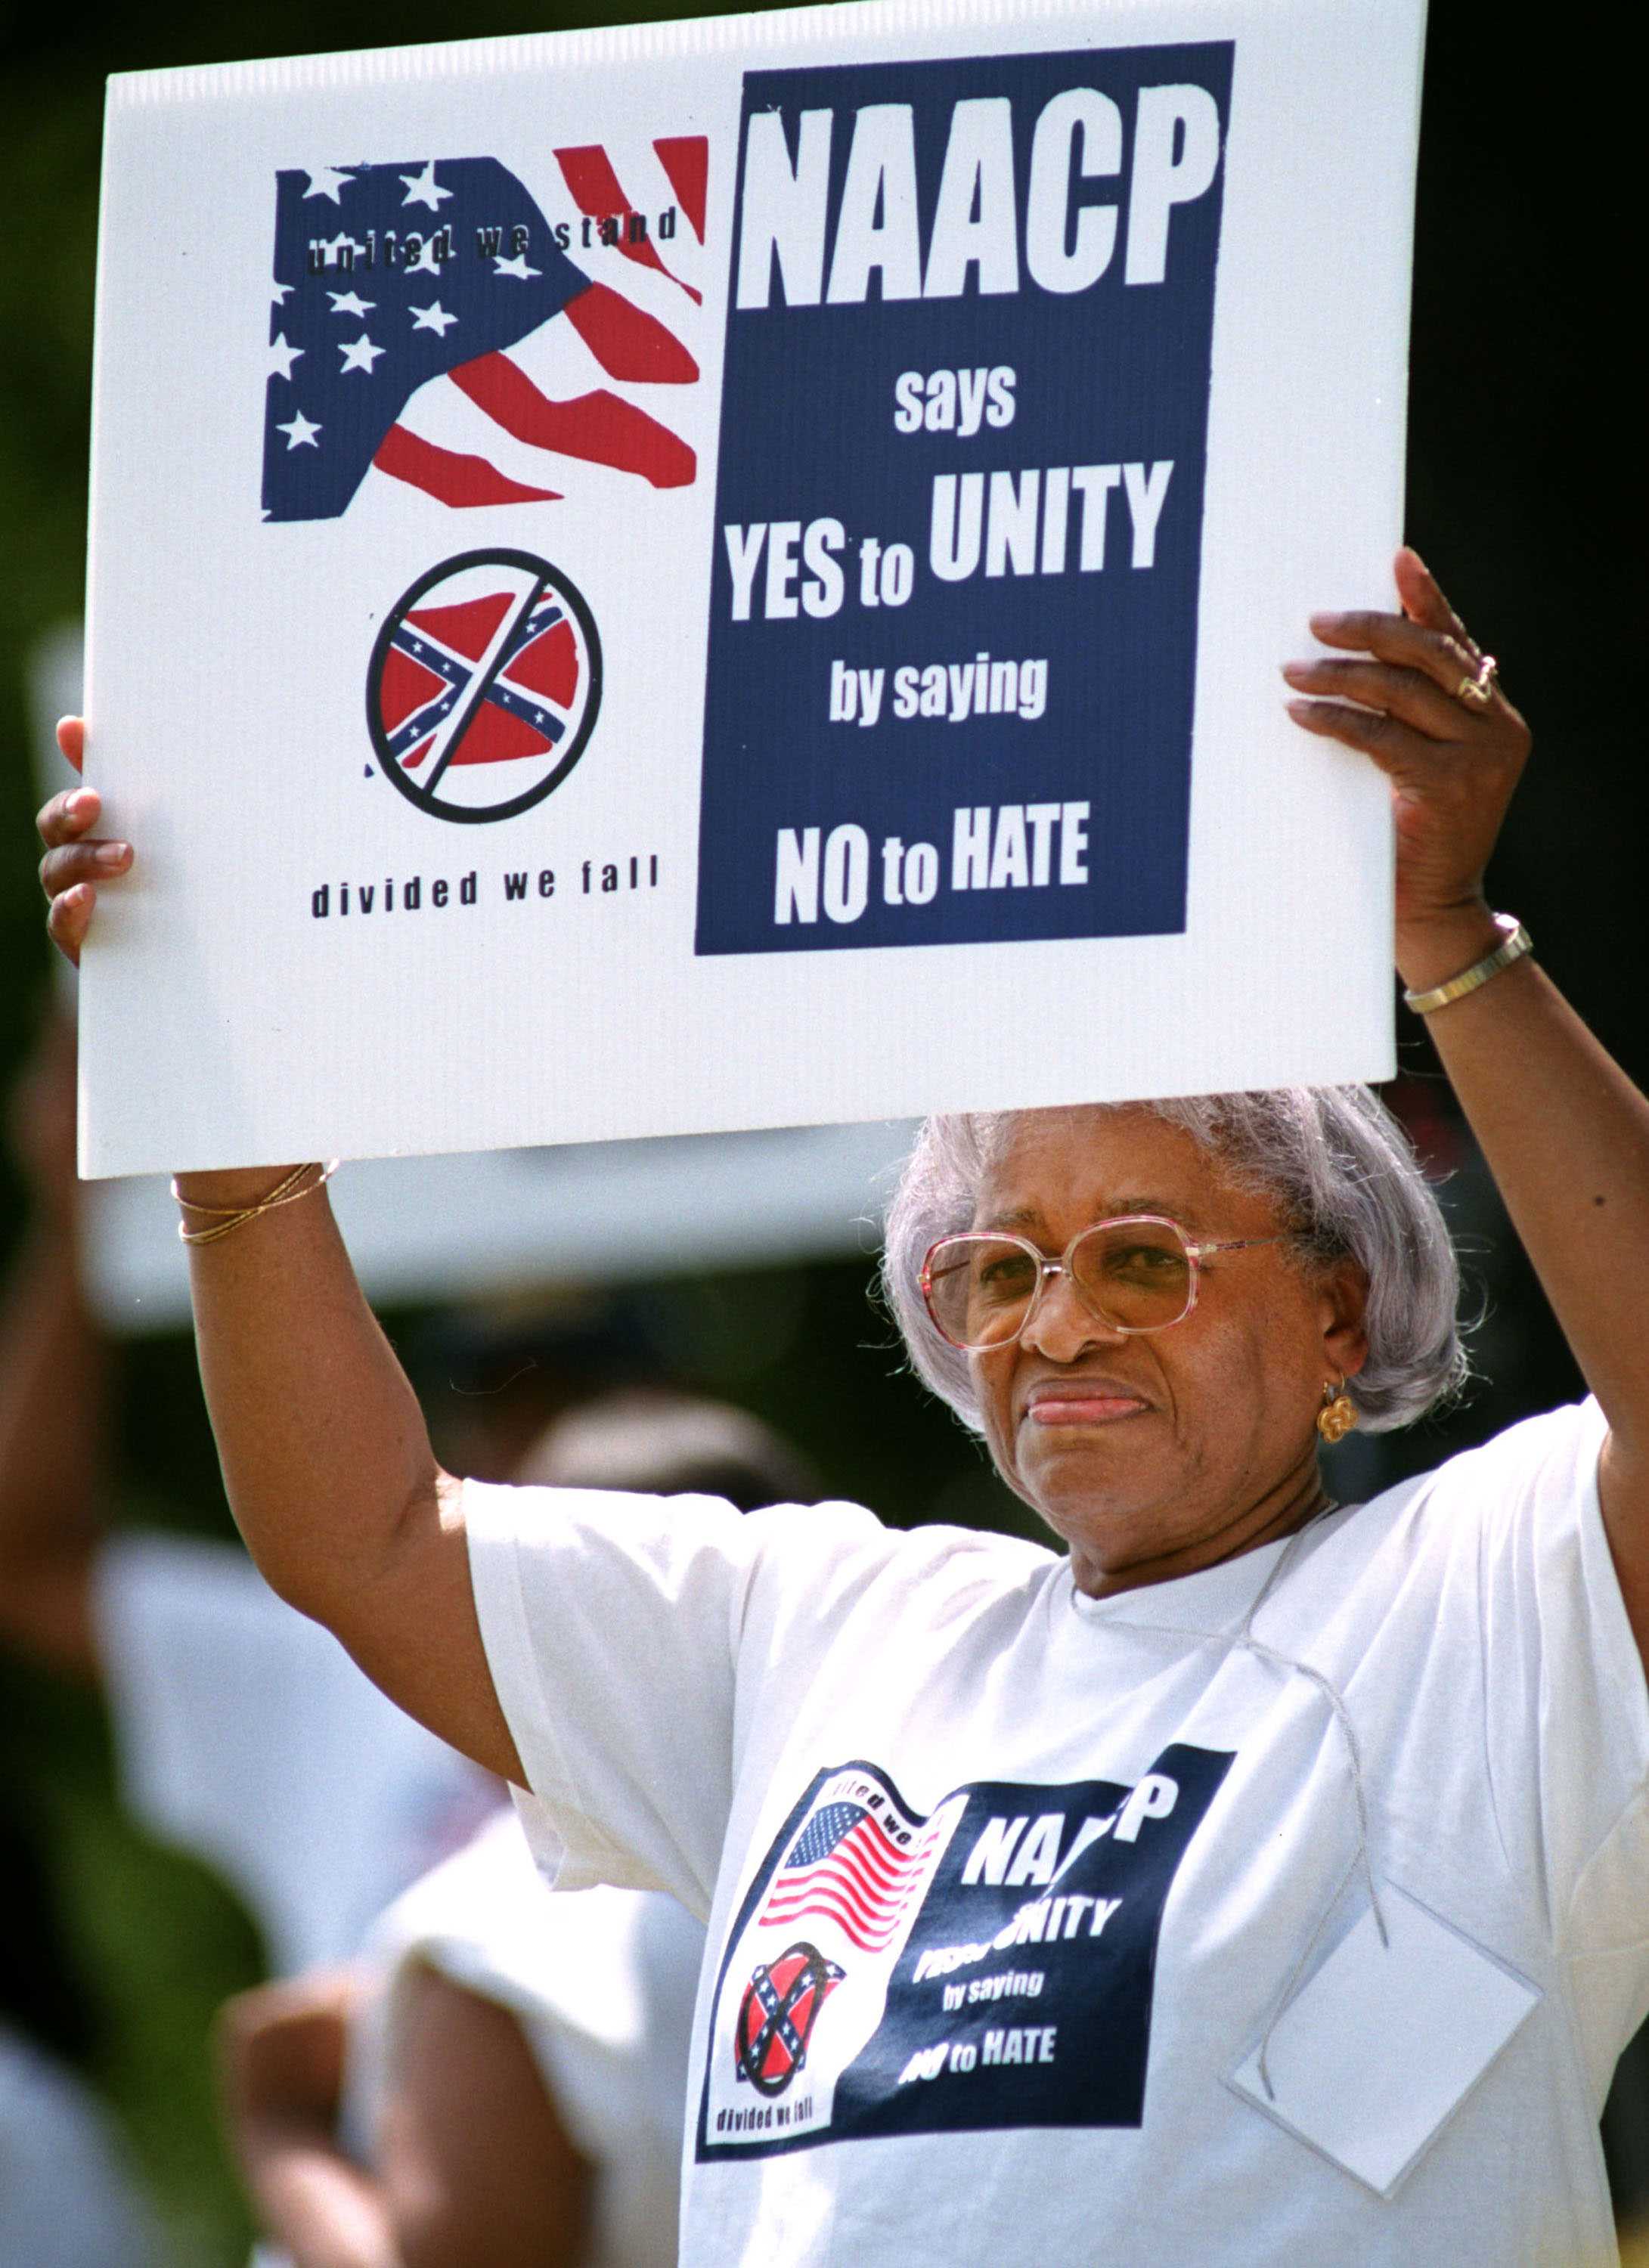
37;552;1649;2265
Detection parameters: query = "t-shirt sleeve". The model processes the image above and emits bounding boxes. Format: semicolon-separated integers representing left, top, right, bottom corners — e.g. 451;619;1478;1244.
1467;1399;1649;1974
463;1479;889;1916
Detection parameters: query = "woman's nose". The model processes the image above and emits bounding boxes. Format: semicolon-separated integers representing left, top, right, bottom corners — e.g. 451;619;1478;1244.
1018;1266;1124;1359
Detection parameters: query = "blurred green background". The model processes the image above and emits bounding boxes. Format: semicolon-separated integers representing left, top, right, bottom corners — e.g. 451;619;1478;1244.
0;0;1639;2257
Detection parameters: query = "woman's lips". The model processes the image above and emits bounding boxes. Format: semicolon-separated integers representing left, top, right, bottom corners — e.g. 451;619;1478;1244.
1023;1386;1150;1427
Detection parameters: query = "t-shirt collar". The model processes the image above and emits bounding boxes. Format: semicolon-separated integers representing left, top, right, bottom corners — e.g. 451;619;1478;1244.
1065;1523;1321;1634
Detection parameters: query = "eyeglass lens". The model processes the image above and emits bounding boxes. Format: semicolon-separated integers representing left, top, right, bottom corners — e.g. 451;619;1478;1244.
925;1222;1195;1349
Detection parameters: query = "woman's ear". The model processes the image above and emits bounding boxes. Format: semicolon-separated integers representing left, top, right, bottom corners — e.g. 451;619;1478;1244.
1319;1259;1371;1381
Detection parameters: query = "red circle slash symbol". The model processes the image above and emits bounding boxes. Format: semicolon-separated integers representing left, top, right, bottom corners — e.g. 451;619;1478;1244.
367;547;602;823
734;1943;845;2098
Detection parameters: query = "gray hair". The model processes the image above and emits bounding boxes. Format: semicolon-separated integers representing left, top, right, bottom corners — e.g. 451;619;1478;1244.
881;1086;1467;1435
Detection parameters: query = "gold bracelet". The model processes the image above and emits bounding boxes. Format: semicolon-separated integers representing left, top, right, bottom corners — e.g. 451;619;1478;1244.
170;1160;339;1246
1402;915;1533;1017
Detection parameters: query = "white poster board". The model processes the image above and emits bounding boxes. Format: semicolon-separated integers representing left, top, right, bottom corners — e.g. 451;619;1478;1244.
81;0;1421;1177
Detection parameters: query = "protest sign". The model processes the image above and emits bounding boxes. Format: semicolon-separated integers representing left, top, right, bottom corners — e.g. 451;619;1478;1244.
80;0;1423;1176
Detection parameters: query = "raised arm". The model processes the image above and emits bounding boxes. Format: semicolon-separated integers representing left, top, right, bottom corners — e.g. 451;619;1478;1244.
38;723;521;1782
177;1164;522;1780
1286;549;1649;1650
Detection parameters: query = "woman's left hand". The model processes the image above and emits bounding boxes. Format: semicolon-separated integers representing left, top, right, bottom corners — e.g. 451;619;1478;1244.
1283;547;1532;977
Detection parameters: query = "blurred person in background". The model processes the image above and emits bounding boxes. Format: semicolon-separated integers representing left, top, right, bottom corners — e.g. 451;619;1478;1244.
217;1393;817;2268
0;1012;674;2256
0;1012;498;1985
0;1774;158;2267
411;1296;673;1489
0;1005;262;2259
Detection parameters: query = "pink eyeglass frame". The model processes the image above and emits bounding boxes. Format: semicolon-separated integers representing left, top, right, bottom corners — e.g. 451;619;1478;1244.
919;1213;1288;1350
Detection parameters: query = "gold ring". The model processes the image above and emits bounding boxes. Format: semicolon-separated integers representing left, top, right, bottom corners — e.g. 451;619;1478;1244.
1454;652;1498;708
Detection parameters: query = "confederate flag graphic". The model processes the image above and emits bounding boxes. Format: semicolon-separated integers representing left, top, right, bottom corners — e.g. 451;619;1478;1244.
366;549;600;821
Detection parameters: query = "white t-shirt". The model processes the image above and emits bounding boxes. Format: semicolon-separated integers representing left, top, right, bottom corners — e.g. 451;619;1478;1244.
344;1810;703;2268
95;1532;498;1972
466;1399;1649;2267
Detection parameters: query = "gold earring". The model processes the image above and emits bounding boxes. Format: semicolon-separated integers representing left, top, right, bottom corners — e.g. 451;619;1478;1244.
1316;1378;1357;1444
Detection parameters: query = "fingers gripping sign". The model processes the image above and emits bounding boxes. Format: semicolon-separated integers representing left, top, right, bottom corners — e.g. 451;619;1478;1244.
36;717;132;969
1281;547;1533;943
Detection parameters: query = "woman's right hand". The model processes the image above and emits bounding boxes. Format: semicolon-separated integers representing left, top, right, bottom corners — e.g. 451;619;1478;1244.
36;718;132;968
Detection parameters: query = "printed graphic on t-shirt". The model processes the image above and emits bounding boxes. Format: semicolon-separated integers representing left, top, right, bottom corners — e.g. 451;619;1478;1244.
696;1743;1232;2158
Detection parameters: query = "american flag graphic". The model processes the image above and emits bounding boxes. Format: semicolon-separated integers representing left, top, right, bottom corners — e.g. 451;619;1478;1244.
759;1802;947;1954
262;142;705;522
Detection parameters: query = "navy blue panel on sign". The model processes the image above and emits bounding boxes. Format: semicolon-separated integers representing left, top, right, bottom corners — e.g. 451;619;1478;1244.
694;42;1232;956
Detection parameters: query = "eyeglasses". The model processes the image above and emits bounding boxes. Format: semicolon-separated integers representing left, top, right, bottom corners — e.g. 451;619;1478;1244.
919;1215;1288;1352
